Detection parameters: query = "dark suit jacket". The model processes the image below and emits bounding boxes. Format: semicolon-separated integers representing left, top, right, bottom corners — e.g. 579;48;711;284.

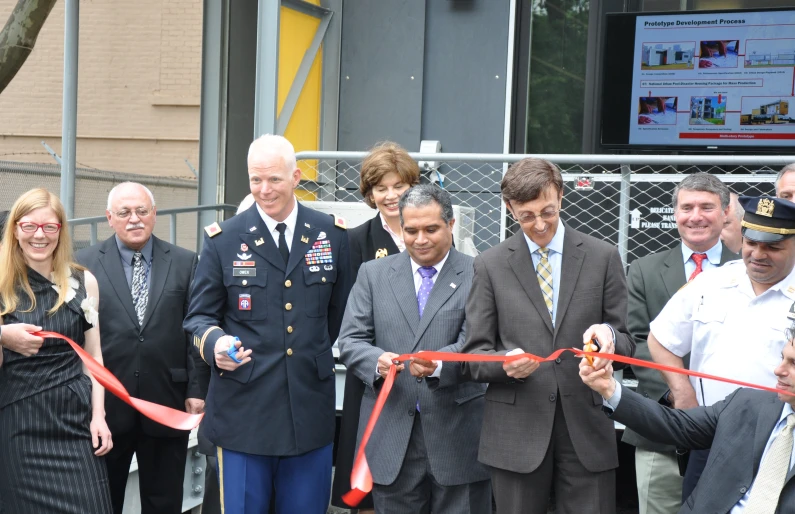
612;387;795;514
76;235;202;438
462;224;635;473
348;214;400;283
339;249;488;486
184;203;352;456
623;243;739;451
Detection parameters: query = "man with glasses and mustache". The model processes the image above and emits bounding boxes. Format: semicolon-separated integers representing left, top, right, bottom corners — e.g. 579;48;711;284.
648;195;795;506
461;157;635;514
75;182;206;514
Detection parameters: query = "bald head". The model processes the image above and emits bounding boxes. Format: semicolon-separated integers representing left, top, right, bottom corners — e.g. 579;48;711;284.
247;134;297;172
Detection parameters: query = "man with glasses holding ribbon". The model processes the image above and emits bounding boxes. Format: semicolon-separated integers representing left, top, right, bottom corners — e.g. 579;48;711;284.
76;182;205;514
461;157;635;514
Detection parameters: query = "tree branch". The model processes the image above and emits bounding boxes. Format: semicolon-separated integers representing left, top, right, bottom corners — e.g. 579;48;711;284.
0;0;58;95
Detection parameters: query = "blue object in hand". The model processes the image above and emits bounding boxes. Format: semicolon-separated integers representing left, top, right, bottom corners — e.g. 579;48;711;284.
227;337;243;363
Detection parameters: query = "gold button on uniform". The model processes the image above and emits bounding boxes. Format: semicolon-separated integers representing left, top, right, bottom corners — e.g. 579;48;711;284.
285;279;292;287
286;348;293;356
322;277;327;283
242;280;248;286
285;303;292;311
287;326;293;334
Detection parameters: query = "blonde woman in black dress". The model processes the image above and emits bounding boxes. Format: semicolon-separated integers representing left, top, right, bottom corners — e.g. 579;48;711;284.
0;189;113;513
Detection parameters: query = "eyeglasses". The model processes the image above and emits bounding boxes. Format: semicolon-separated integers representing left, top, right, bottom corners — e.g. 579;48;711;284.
110;207;152;219
512;207;560;225
17;222;62;234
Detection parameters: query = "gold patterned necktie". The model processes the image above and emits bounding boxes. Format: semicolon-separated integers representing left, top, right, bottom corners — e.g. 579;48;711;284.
744;413;794;513
536;247;554;320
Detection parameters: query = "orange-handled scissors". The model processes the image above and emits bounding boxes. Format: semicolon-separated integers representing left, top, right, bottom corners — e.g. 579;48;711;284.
584;338;601;366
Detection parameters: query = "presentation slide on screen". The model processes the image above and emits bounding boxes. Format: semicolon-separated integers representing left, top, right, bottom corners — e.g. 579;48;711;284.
629;10;795;147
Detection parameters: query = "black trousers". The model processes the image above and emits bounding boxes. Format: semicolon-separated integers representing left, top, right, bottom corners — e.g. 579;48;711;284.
105;428;189;514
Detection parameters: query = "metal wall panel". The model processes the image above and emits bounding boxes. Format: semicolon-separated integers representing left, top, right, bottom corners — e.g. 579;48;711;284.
336;0;426;151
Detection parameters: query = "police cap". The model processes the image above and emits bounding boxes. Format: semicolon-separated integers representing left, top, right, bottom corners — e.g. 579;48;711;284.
739;195;795;243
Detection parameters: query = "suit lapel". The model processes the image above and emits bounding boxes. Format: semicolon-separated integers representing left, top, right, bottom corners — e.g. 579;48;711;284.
140;237;170;330
554;227;585;332
412;250;463;350
241;207;285;271
506;231;553;334
286;204;320;276
97;237;139;328
719;243;739;265
661;244;687;297
389;253;420;338
752;397;785;477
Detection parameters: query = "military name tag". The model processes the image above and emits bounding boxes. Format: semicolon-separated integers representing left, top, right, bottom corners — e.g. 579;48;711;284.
233;268;256;277
233;261;256;267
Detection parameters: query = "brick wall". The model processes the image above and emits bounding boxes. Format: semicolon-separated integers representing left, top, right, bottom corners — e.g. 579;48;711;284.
0;0;203;182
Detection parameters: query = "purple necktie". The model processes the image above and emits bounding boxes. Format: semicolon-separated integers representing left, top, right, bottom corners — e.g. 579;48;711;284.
417;266;437;318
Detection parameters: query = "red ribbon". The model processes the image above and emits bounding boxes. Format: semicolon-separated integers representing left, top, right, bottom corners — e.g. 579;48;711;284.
36;331;203;431
342;348;794;506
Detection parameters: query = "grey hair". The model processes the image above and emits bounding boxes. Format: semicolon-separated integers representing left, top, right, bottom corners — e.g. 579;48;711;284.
248;134;297;172
775;163;795;195
671;173;730;210
398;184;454;226
107;182;156;210
729;192;743;221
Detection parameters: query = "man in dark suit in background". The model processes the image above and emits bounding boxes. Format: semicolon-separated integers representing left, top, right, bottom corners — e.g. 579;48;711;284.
76;182;205;514
339;185;490;513
462;157;635;514
580;339;795;514
624;173;737;514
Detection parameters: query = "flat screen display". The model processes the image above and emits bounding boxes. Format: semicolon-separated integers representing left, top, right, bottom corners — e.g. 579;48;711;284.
601;8;795;150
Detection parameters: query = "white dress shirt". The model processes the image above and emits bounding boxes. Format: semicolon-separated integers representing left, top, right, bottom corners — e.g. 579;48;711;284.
681;240;723;279
380;212;405;252
256;197;299;251
650;260;795;406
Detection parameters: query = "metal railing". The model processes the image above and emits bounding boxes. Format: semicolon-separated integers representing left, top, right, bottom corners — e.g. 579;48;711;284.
69;204;237;251
295;151;795;265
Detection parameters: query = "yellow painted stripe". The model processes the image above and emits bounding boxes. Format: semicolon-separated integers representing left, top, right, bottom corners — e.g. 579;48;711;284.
217;446;225;514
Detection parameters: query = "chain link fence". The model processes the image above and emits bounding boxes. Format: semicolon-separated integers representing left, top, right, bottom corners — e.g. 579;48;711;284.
0;160;199;250
296;152;795;265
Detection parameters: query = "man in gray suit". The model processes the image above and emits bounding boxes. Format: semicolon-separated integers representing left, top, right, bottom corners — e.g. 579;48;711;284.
580;340;795;514
339;184;491;514
462;157;635;514
625;173;737;514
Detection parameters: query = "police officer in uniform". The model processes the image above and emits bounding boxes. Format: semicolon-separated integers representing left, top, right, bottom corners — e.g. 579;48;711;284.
648;195;795;502
184;135;352;513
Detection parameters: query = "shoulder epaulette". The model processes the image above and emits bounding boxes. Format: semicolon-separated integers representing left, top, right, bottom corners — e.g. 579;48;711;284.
204;222;222;237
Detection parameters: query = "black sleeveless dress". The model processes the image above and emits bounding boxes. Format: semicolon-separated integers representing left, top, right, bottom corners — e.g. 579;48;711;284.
0;267;112;514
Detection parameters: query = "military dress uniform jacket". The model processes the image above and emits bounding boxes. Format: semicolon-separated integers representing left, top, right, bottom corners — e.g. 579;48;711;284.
184;203;352;456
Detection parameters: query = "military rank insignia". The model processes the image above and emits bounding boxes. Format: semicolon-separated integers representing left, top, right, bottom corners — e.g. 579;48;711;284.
204;222;222;237
305;240;333;265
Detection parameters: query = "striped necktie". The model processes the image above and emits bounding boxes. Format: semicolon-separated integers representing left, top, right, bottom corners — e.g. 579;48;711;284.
536;247;553;320
744;413;794;513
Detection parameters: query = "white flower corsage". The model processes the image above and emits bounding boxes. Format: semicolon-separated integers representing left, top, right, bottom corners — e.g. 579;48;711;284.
51;269;80;303
81;296;99;326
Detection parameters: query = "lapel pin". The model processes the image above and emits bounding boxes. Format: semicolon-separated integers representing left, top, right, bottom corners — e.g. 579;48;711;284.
305;223;311;228
788;286;795;294
318;231;327;240
301;236;309;244
249;226;257;232
237;252;252;260
255;238;265;246
240;243;249;252
450;283;457;289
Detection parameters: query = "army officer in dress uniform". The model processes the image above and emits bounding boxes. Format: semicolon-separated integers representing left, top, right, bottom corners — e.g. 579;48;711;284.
184;134;352;514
